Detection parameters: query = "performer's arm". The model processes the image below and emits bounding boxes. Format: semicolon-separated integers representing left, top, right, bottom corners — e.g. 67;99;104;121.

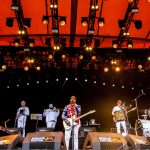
24;107;30;116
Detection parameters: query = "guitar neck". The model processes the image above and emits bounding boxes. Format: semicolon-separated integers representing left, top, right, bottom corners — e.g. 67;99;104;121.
76;112;90;120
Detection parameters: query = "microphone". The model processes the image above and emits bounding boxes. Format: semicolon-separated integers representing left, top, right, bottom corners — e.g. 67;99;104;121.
141;90;146;95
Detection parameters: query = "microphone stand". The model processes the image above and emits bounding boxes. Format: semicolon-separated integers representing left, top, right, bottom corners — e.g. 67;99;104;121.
132;91;145;120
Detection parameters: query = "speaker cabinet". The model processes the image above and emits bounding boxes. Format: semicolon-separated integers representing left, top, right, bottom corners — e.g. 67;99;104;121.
0;134;23;149
125;134;150;149
22;131;65;150
83;132;128;150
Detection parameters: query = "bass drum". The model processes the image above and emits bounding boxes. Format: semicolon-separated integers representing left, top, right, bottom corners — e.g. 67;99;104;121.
135;119;150;137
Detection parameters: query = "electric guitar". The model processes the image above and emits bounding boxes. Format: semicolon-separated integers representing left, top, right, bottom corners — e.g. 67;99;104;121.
63;110;96;130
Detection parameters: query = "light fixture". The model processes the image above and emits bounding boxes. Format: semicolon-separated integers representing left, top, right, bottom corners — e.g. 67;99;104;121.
127;40;133;48
29;39;35;47
11;5;19;11
42;16;49;24
98;18;105;27
81;17;88;27
6;18;13;27
52;28;58;33
59;17;66;26
45;38;51;46
23;18;31;28
131;7;139;13
134;20;142;29
94;39;100;48
13;39;20;47
112;40;118;48
88;28;94;34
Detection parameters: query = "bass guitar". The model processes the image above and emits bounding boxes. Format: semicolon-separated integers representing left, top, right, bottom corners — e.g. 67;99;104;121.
63;110;96;130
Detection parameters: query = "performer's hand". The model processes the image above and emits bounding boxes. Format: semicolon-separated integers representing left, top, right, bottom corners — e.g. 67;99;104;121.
65;120;71;126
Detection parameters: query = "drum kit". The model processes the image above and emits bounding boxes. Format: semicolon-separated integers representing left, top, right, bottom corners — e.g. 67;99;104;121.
135;108;150;137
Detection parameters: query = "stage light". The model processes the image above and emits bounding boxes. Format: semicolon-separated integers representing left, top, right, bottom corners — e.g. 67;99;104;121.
6;18;13;27
112;84;115;87
148;56;150;61
37;81;40;84
80;38;86;47
131;7;139;13
81;17;88;27
134;20;142;29
127;40;133;48
147;0;150;2
56;78;59;82
24;66;29;71
36;66;41;71
59;17;66;26
94;39;100;48
112;40;118;48
75;77;78;81
45;38;51;46
48;54;53;59
23;18;31;28
2;65;7;70
79;55;83;60
13;39;20;47
94;81;97;84
118;20;125;29
115;67;121;72
18;29;25;35
132;87;134;90
65;78;68;81
42;16;49;24
27;82;30;85
138;64;142;70
102;82;106;85
88;28;94;34
98;18;105;27
52;28;58;33
92;56;96;61
62;54;66;59
104;67;109;72
29;39;35;47
85;79;87;82
60;38;66;47
128;0;134;3
11;5;19;11
46;80;49;83
122;85;125;88
53;46;60;50
85;46;92;51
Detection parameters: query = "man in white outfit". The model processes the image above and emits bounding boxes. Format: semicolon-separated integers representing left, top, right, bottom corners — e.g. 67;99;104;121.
16;101;30;137
43;104;60;130
112;99;127;134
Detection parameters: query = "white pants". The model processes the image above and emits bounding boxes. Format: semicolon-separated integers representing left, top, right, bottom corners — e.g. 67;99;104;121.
65;123;80;150
46;121;56;129
116;120;127;134
17;119;26;137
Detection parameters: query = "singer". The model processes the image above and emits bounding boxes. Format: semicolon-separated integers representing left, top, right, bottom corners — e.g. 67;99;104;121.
16;101;30;137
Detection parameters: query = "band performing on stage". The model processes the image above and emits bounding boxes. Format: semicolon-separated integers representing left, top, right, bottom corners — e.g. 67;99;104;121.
1;92;150;150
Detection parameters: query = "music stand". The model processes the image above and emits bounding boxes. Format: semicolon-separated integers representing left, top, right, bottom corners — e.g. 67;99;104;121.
30;114;43;131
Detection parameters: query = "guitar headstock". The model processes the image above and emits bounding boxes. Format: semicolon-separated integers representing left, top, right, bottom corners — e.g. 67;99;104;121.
88;110;96;114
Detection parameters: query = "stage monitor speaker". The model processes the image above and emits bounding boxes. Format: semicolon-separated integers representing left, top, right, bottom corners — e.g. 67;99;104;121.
124;134;150;149
83;132;128;150
22;131;65;150
0;134;23;149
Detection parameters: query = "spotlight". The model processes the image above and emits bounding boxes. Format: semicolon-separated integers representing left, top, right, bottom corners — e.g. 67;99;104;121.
128;0;134;3
13;39;20;47
52;28;58;33
75;77;78;81
148;56;150;61
45;38;51;46
98;18;105;27
23;18;31;28
94;80;96;84
85;79;87;82
2;65;7;70
42;16;49;24
60;38;66;47
6;18;13;27
59;17;66;26
115;67;121;72
118;20;125;29
80;38;86;47
134;20;142;29
65;77;68;81
79;55;83;60
127;40;133;48
56;78;59;82
81;17;88;27
112;40;118;48
24;66;29;71
94;39;100;48
104;67;109;72
36;66;41;71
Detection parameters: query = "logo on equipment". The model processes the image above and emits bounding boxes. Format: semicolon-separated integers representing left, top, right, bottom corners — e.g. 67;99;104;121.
30;136;54;142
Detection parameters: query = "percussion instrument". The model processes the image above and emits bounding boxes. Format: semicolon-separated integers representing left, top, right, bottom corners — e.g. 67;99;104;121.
135;119;150;137
114;110;126;122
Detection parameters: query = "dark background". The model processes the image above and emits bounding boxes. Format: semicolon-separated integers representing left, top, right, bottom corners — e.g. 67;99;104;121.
0;70;150;135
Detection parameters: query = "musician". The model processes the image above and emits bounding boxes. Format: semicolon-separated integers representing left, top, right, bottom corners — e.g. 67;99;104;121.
43;104;60;130
62;96;81;150
112;99;127;134
16;101;30;137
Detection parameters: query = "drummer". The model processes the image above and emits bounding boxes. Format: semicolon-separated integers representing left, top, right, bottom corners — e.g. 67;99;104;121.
112;99;127;134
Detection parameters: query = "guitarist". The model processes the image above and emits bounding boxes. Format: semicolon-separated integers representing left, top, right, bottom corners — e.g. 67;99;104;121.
112;99;127;135
62;96;81;150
